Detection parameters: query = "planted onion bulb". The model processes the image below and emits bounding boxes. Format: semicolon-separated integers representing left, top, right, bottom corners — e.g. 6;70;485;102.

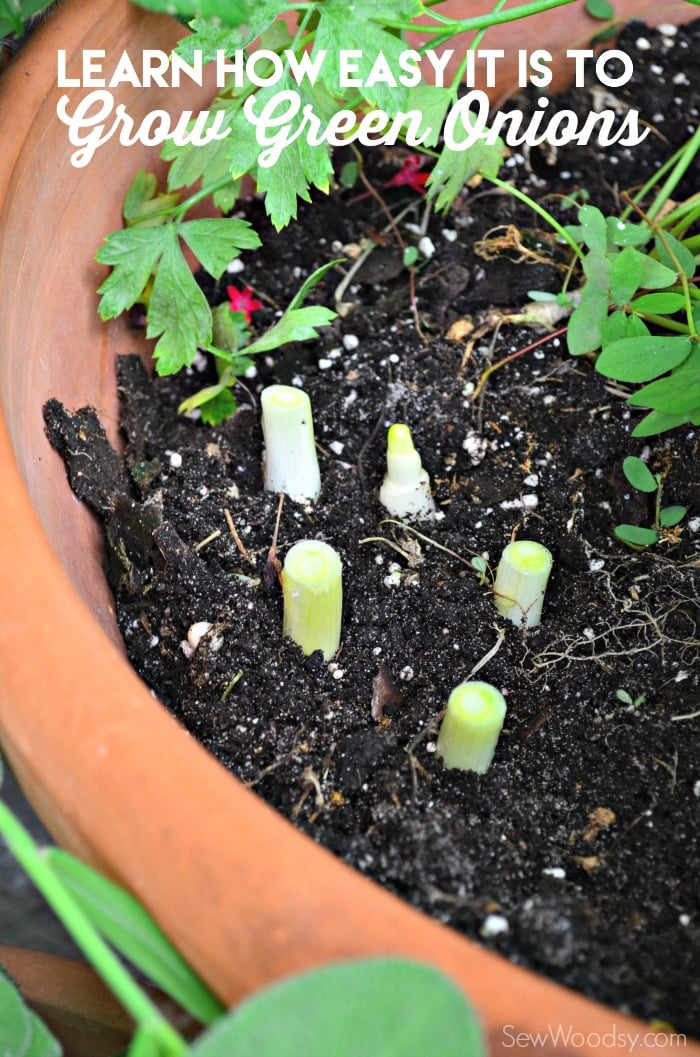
282;540;342;660
493;540;553;629
379;423;436;521
261;385;321;501
436;681;507;774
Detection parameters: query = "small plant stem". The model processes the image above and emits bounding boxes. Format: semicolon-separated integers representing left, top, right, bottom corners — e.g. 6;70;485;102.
472;326;567;400
449;0;510;97
0;802;186;1056
664;196;700;237
172;175;238;219
653;476;663;532
645;124;700;223
628;312;690;335
382;0;578;37
487;176;585;261
621;142;688;222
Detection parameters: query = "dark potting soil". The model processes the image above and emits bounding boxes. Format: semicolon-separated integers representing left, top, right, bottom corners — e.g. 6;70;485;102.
45;21;700;1033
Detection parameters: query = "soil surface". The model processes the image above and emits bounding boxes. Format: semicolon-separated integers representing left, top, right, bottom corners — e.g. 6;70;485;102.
46;21;700;1033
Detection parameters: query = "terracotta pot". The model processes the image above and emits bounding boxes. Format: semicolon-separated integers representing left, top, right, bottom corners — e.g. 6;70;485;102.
0;2;698;1054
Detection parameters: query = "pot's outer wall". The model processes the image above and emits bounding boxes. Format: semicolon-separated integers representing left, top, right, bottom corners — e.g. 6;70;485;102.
1;3;699;1056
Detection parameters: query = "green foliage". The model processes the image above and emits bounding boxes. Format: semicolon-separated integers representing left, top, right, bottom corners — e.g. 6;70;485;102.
131;0;248;23
615;688;646;709
0;965;61;1057
189;959;485;1057
614;456;688;549
565;201;700;436
45;848;224;1024
177;259;341;422
0;0;52;38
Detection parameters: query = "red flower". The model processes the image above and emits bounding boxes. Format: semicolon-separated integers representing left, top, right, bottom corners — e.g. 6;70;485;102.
227;284;263;323
383;155;429;194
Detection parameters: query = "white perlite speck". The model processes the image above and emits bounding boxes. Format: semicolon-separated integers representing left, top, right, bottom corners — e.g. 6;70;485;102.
481;914;509;937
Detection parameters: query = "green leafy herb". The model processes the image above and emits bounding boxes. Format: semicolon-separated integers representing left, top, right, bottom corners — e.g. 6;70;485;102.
614;455;688;549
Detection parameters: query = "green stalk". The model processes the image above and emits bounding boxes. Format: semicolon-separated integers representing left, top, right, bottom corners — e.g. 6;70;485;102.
0;802;186;1056
487;175;585;261
449;0;510;97
646;124;700;222
630;311;691;335
382;0;579;36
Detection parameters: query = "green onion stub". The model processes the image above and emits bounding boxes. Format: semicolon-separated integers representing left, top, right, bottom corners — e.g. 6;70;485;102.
493;540;553;629
261;384;321;501
436;681;507;773
282;540;342;660
379;422;436;521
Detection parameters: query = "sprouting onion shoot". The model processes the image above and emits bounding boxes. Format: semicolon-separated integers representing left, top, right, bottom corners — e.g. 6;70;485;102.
282;540;342;660
379;423;436;521
493;540;553;628
436;681;507;774
261;385;321;501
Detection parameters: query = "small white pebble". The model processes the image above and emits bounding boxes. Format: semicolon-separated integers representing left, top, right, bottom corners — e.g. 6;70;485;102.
332;668;345;681
418;235;436;259
481;914;509;938
521;493;538;510
657;22;677;35
687;517;700;534
166;450;182;469
149;635;159;648
589;559;605;573
679;914;691;926
635;36;651;50
441;228;458;242
672;72;689;85
400;666;414;681
329;440;344;455
583;627;595;640
187;621;222;652
523;473;539;487
694;780;700;798
543;867;566;879
226;258;245;274
343;334;360;351
318;358;333;370
462;432;487;466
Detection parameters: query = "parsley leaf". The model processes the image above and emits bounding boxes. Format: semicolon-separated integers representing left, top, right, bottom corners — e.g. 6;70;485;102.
96;227;169;318
179;217;261;278
147;227;213;375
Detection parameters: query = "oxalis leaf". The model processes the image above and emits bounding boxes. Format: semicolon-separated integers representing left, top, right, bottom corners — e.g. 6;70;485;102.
596;335;692;383
660;505;688;528
567;289;608;356
655;232;696;280
614;525;660;548
622;455;657;493
628;348;700;415
189;958;486;1057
